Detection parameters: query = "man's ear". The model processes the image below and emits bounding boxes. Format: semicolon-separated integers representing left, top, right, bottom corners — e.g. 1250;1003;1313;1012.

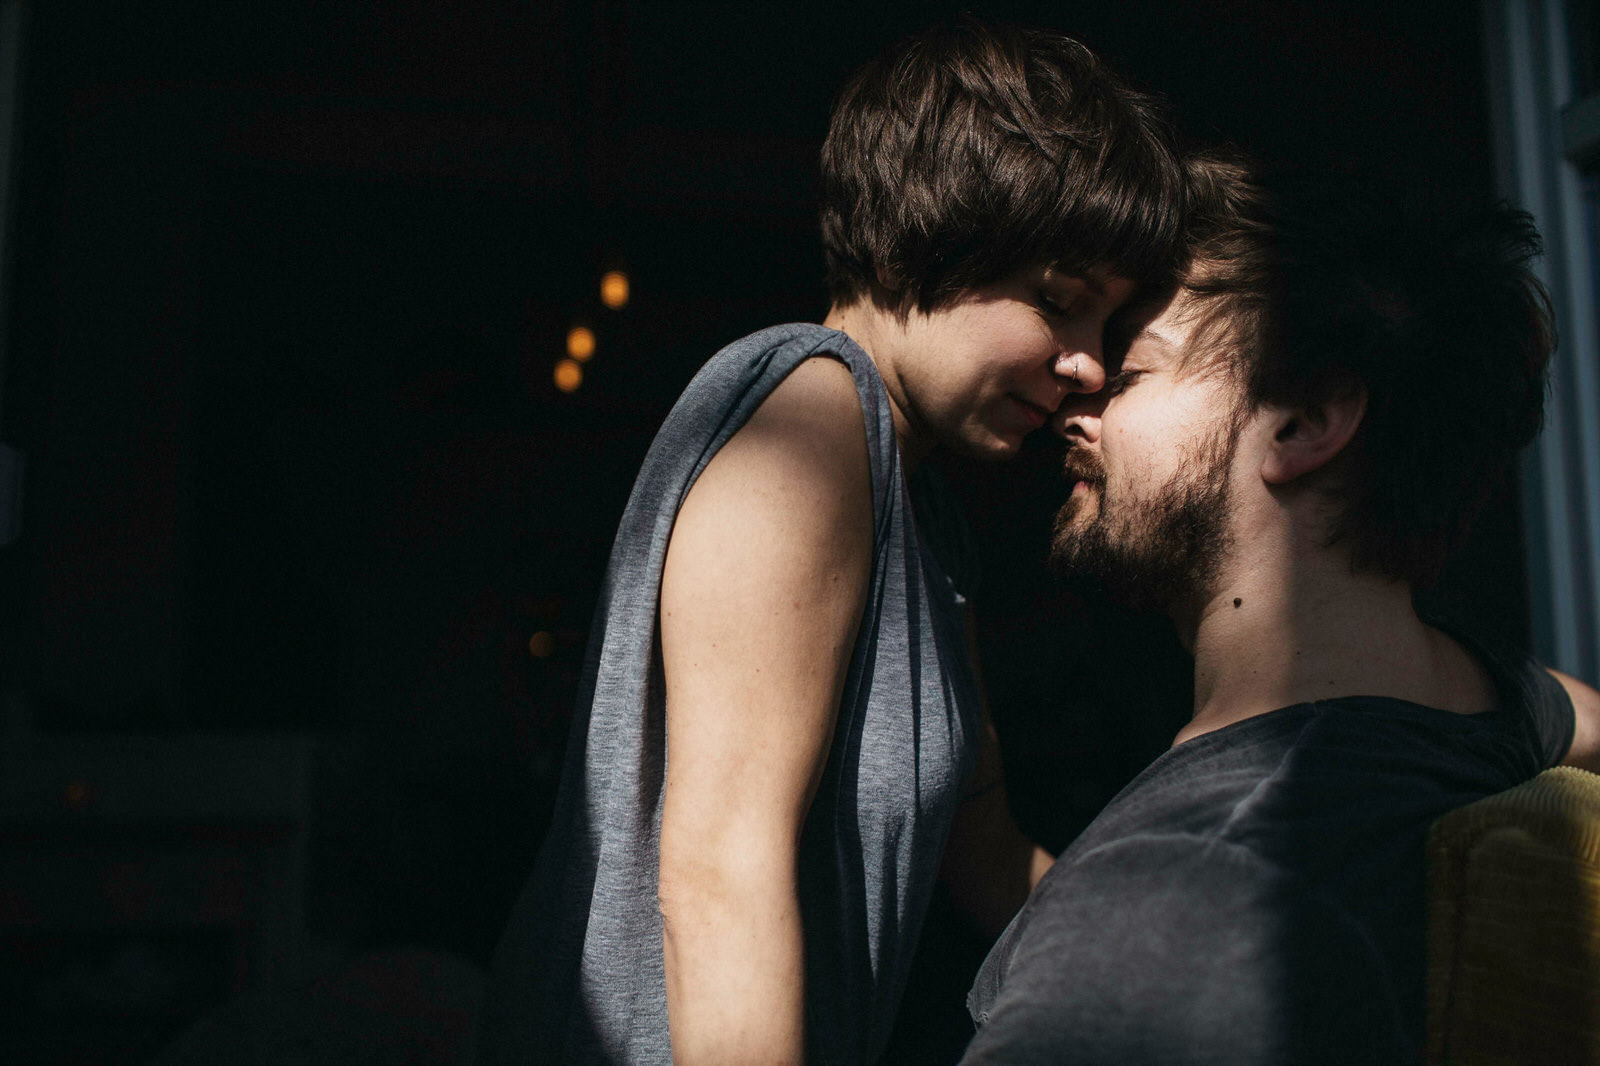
1259;387;1367;485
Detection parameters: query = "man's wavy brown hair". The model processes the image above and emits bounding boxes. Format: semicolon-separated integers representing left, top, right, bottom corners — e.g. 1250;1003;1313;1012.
1176;153;1555;587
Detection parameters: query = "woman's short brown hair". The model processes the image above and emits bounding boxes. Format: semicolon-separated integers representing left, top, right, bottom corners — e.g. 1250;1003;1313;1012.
820;20;1187;312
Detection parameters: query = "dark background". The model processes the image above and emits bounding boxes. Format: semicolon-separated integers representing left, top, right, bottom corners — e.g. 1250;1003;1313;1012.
0;1;1526;1062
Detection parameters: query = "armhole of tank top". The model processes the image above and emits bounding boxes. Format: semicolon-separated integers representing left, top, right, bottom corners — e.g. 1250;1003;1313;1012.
791;336;895;552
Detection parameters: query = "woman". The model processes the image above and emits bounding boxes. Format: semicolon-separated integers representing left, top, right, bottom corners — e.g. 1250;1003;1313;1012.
475;21;1186;1065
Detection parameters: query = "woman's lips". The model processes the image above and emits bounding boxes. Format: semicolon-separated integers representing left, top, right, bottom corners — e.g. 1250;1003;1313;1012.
1009;395;1049;429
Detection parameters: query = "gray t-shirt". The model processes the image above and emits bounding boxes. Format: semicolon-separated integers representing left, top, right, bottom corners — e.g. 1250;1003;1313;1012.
962;638;1575;1065
475;323;982;1065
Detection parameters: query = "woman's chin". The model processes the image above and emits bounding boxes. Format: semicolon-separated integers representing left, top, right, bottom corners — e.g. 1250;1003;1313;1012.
950;428;1027;462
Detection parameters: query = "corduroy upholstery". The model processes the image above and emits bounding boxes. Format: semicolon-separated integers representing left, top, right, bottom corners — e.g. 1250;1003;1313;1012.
1427;766;1600;1065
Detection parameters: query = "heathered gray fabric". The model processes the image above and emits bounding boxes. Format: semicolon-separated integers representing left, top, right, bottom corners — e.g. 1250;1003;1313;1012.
475;323;983;1065
962;641;1575;1065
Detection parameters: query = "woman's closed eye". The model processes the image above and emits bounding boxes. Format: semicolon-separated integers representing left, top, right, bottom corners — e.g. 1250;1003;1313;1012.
1037;290;1074;318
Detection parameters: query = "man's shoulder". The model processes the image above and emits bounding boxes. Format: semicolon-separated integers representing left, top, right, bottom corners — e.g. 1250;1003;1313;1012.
962;697;1534;1065
1024;829;1298;935
964;834;1407;1064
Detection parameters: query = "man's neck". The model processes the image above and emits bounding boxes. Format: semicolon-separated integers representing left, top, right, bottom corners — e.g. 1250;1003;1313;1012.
1171;547;1497;748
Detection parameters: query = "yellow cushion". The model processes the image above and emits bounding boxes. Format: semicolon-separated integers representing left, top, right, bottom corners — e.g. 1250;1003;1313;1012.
1427;766;1600;1065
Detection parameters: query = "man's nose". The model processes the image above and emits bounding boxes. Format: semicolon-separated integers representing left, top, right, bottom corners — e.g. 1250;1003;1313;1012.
1051;391;1104;442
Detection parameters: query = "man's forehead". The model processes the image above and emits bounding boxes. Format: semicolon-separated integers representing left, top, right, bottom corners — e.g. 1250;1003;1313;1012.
1132;322;1184;356
1138;289;1224;361
1108;292;1187;361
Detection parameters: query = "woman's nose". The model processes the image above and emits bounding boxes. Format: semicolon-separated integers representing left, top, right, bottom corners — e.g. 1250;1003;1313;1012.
1055;347;1106;393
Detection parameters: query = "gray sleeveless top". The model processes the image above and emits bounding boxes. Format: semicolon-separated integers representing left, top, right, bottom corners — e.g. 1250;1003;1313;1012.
475;323;983;1065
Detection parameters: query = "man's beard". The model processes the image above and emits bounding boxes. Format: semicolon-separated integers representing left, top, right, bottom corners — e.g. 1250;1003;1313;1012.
1049;425;1240;612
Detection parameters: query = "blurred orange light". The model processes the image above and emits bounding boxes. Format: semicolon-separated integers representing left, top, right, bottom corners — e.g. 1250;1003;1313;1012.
528;630;556;658
600;270;630;310
554;358;583;393
567;326;596;362
64;779;93;811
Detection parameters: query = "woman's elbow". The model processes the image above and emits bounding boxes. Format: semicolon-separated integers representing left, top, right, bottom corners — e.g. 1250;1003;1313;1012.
657;838;795;932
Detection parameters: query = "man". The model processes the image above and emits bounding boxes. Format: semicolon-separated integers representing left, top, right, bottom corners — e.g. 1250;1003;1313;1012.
960;159;1600;1064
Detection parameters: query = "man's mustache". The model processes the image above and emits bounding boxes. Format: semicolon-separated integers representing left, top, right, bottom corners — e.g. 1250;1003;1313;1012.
1061;447;1105;484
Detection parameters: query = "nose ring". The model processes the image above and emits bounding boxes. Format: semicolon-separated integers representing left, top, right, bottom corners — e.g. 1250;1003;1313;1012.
1060;355;1080;387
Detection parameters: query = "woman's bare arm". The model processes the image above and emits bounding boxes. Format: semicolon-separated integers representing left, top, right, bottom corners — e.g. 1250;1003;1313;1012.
657;356;872;1065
